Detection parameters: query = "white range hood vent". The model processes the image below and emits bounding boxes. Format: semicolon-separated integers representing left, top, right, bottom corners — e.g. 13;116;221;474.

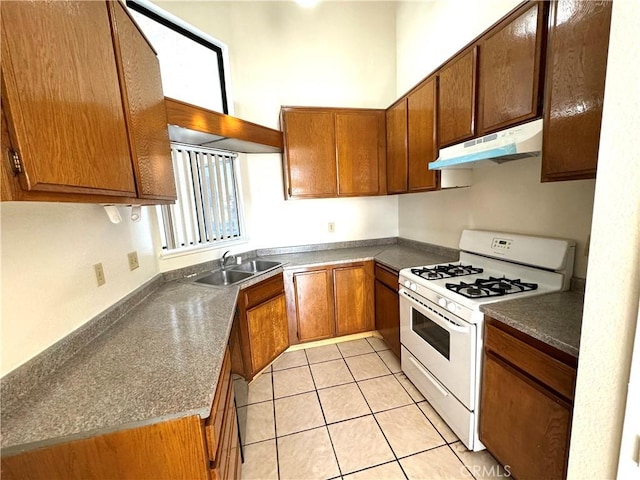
429;118;543;171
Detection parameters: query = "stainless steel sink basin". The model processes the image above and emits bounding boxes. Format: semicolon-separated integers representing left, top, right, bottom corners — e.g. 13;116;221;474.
231;260;282;274
195;269;253;287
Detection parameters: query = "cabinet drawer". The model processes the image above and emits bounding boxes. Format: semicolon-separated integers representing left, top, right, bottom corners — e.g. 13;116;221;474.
243;273;284;309
375;263;398;291
205;348;232;461
485;323;576;400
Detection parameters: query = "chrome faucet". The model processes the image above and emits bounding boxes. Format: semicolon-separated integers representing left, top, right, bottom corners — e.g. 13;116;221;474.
220;250;236;269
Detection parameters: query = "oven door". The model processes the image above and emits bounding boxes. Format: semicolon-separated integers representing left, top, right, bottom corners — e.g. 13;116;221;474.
399;288;477;410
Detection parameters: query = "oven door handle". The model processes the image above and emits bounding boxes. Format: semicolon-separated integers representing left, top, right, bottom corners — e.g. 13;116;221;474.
408;356;449;397
400;289;470;334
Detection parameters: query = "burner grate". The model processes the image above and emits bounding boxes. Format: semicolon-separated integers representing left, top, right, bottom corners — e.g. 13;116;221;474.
411;264;483;280
446;276;538;299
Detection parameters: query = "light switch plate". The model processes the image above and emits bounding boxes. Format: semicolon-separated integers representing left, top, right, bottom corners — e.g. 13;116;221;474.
128;251;139;271
94;263;105;286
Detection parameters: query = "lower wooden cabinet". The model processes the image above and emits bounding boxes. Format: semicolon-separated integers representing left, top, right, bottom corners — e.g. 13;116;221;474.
285;261;374;344
479;319;577;480
235;273;290;380
374;263;400;357
1;349;241;480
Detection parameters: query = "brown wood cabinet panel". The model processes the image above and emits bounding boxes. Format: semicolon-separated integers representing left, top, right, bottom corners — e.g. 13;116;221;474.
293;269;335;342
541;0;612;181
480;352;571;480
374;277;400;358
386;99;408;193
485;322;576;400
0;1;136;197
438;48;477;147
336;111;386;196
205;349;231;461
374;263;399;291
247;294;289;373
1;416;209;480
281;109;337;198
407;77;439;191
109;1;176;200
243;273;285;310
334;263;374;336
477;2;546;135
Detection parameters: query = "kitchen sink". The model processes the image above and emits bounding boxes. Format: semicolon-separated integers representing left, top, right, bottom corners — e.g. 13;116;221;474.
195;269;253;287
231;260;282;274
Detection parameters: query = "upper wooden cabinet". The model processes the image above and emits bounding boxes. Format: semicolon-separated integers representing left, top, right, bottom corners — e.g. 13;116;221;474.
541;0;612;182
477;2;547;135
438;48;477;148
407;77;439;191
386;100;408;194
0;0;175;204
281;107;386;199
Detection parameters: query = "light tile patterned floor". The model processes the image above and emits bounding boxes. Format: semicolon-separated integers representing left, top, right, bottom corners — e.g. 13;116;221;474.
237;337;506;480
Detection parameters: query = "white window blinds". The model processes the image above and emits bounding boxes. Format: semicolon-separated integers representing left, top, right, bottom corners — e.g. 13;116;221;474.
158;144;243;252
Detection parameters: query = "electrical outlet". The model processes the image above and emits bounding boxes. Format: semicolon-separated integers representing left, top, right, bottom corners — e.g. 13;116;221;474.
94;263;106;286
328;222;335;233
128;251;139;271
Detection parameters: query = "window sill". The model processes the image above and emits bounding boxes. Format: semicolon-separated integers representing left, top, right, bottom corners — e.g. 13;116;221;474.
158;236;249;261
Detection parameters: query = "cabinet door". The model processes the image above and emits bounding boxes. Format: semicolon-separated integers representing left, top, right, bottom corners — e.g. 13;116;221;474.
282;109;336;198
293;269;335;342
438;48;477;147
407;77;439;192
374;280;400;358
336;111;386;196
109;2;176;200
541;0;612;182
480;352;571;480
247;294;289;376
334;263;373;337
0;0;136;196
386;99;408;194
477;3;546;135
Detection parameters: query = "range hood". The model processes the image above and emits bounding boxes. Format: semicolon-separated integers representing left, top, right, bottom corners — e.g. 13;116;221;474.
429;118;543;170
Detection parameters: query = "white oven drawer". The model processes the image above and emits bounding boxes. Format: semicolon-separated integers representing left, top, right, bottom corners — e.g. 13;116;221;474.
400;289;477;409
402;346;482;451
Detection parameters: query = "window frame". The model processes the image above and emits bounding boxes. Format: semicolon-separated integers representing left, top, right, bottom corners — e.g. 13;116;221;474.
156;143;248;259
126;0;233;115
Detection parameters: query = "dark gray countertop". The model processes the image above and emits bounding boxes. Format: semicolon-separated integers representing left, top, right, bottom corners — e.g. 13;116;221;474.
481;291;584;358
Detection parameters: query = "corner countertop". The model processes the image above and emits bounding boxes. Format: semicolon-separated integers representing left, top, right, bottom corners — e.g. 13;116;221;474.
481;291;584;358
0;243;456;454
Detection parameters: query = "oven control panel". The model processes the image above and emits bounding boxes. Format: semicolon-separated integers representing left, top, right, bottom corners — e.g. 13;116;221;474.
491;237;512;252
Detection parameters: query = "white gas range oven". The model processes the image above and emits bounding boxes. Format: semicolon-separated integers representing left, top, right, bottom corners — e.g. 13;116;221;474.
399;230;576;451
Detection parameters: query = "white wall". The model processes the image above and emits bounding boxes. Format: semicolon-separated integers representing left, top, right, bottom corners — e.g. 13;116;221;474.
567;0;640;477
395;0;595;277
0;203;159;375
157;0;400;272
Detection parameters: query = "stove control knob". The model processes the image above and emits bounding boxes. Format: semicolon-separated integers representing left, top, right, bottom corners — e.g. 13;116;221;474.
447;302;457;313
410;283;417;291
438;297;447;308
404;280;411;288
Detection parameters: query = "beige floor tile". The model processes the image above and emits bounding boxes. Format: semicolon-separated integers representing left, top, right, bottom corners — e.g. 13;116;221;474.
400;445;469;480
305;344;343;364
272;349;308;371
451;441;509;479
395;372;425;402
377;350;401;373
345;353;391;381
238;401;275;445
328;415;395;475
275;391;325;436
240;439;278;480
318;382;370;424
311;358;355;389
343;461;405;480
273;365;315;398
278;427;340;480
366;336;390;352
337;339;375;357
235;372;272;407
375;404;446;458
418;401;459;443
358;375;413;412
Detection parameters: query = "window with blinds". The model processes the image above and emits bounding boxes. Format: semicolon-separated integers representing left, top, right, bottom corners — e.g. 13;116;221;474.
157;144;245;252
